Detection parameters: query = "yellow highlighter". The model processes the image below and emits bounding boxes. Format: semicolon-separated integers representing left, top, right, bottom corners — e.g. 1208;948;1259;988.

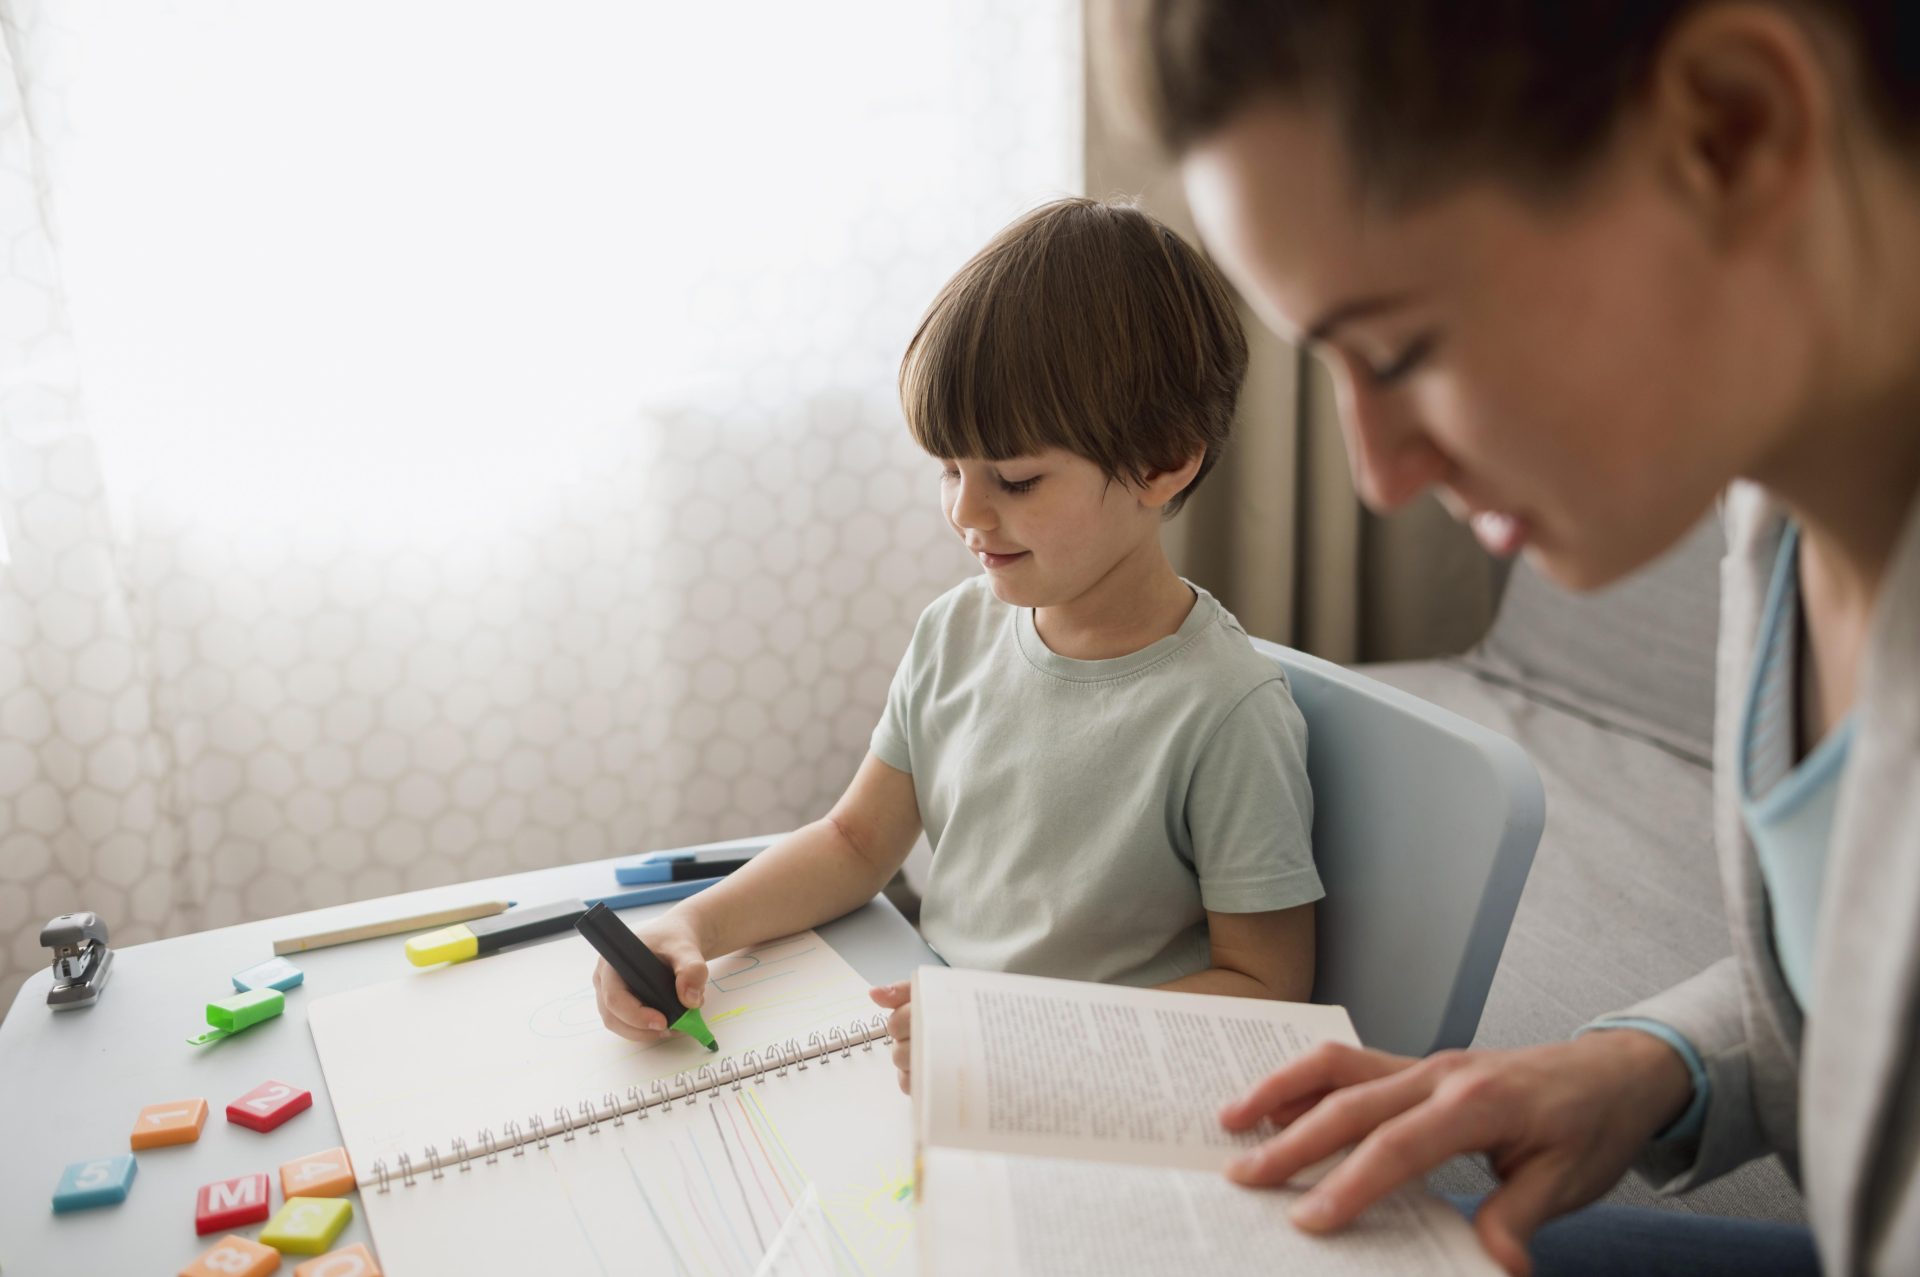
405;901;588;966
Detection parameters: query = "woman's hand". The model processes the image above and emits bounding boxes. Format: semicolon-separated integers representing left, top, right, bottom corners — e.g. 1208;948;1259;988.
1219;1031;1695;1277
592;912;710;1044
869;981;913;1093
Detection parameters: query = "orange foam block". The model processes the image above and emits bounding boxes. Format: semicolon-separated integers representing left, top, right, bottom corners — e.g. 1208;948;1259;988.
180;1234;280;1277
131;1098;209;1149
294;1244;382;1277
279;1146;355;1198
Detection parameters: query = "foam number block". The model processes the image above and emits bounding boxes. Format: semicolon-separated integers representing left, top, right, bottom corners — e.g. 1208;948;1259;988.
51;1154;137;1212
196;1172;272;1234
232;957;305;992
131;1098;209;1149
180;1234;281;1277
278;1147;355;1198
260;1196;352;1255
293;1244;383;1277
227;1080;313;1133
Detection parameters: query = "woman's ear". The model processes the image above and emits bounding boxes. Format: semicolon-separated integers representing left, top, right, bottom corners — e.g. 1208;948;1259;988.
1139;449;1206;511
1644;4;1825;247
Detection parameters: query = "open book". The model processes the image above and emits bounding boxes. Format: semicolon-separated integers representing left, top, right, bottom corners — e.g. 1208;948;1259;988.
910;967;1502;1276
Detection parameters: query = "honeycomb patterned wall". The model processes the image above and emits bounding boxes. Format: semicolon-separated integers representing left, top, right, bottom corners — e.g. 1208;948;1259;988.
0;1;1081;1009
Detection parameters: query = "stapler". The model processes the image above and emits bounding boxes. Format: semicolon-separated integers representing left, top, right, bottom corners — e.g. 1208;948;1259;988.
42;912;113;1010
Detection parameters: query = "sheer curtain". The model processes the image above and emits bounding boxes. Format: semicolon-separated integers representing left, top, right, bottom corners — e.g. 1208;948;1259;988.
0;0;1080;1005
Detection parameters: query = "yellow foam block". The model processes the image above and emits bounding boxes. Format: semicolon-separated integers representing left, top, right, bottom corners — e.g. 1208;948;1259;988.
294;1244;383;1277
180;1234;280;1277
279;1146;356;1198
132;1098;209;1149
261;1196;352;1255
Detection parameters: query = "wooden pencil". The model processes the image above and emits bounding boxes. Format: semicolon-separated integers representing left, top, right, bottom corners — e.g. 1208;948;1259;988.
272;900;513;955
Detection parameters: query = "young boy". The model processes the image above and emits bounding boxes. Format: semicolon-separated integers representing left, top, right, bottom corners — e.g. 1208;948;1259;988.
594;197;1321;1090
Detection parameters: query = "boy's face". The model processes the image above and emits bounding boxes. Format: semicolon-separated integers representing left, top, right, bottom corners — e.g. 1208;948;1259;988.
939;448;1162;608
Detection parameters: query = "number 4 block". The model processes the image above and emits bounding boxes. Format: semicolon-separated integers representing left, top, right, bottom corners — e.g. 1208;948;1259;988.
279;1146;355;1198
180;1234;280;1277
196;1171;272;1234
227;1080;313;1133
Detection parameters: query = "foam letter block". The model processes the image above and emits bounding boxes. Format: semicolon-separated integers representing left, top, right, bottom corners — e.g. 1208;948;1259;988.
260;1196;352;1255
227;1080;314;1133
196;1171;272;1234
233;957;305;992
131;1098;209;1149
279;1146;355;1198
52;1154;137;1212
293;1244;383;1277
180;1234;281;1277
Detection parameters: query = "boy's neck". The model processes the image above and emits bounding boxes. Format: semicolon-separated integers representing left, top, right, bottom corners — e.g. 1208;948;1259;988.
1032;538;1197;661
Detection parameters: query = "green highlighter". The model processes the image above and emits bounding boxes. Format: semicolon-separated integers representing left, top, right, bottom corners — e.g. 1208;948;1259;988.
187;989;285;1046
575;903;718;1051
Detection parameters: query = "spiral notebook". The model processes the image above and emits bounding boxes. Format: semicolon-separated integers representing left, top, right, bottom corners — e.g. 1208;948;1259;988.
308;929;916;1276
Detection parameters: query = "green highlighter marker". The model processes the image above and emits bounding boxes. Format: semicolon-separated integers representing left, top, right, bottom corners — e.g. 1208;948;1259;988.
575;903;718;1051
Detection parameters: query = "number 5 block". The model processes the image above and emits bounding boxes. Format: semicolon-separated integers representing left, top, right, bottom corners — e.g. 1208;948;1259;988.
180;1234;280;1277
52;1154;137;1212
228;1080;313;1133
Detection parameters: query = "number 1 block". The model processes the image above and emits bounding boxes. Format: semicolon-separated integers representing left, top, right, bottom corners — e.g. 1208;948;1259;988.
196;1171;272;1234
228;1080;313;1133
261;1196;352;1255
180;1234;280;1277
131;1098;209;1149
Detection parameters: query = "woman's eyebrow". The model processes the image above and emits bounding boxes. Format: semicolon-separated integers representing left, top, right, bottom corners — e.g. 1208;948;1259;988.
1302;291;1418;347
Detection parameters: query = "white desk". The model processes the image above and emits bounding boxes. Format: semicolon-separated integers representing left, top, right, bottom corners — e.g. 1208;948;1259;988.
0;839;939;1275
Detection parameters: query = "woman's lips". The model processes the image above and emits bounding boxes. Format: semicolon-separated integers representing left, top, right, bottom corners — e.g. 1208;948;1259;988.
1470;510;1529;557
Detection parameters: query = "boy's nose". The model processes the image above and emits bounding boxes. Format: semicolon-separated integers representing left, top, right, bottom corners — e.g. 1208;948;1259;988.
949;474;996;531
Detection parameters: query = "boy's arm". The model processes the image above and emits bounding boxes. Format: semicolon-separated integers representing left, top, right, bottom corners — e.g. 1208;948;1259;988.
674;751;923;960
1155;903;1316;1001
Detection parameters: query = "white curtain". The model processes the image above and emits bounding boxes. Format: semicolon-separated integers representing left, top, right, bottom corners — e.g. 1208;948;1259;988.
0;1;1081;1006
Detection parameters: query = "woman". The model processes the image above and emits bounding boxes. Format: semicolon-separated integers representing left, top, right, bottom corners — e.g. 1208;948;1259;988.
1107;3;1920;1275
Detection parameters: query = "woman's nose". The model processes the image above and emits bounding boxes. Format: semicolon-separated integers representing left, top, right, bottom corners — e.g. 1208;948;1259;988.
1337;381;1449;513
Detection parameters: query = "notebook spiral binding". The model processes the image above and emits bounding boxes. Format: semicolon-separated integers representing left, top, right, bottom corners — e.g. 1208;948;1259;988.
366;1012;894;1192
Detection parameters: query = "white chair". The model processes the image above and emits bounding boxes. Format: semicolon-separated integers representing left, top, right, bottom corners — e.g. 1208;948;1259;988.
1253;638;1544;1056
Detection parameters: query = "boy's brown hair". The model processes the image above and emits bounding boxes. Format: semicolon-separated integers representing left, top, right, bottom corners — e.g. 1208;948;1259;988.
898;197;1247;517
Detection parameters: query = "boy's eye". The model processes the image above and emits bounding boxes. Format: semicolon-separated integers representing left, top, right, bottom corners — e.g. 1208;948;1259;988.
999;476;1039;495
1364;332;1438;388
939;465;960;481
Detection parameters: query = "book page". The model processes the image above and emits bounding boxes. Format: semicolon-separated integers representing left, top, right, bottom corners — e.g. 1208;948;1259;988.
913;966;1358;1172
921;1148;1501;1277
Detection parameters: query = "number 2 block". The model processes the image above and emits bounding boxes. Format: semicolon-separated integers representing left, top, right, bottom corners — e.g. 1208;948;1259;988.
261;1196;352;1255
131;1098;209;1149
196;1171;272;1234
180;1234;280;1277
279;1146;355;1198
294;1244;383;1277
52;1154;137;1212
227;1080;313;1133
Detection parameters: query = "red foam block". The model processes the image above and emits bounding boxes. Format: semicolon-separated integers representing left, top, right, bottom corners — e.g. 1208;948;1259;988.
195;1172;271;1235
226;1079;314;1133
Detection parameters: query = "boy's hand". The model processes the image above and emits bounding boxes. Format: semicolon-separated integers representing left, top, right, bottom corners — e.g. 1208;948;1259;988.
593;914;709;1044
869;982;913;1093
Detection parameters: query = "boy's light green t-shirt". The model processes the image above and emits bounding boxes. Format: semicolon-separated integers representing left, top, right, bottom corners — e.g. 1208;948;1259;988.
871;576;1321;988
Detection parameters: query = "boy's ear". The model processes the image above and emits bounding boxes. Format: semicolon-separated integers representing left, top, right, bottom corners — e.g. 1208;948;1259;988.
1138;449;1206;510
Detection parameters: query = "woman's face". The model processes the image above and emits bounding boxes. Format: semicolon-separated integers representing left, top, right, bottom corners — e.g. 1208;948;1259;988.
1183;100;1810;589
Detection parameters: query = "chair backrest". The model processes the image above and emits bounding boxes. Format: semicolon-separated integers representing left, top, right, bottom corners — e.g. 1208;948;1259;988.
1252;639;1545;1057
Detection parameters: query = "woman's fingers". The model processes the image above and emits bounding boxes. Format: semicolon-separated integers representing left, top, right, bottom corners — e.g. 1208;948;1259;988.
868;981;911;1008
1225;1053;1447;1187
1220;1041;1414;1130
1469;1165;1571;1277
870;984;913;1093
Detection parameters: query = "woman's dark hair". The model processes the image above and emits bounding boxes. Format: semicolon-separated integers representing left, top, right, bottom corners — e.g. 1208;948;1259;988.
1106;1;1920;203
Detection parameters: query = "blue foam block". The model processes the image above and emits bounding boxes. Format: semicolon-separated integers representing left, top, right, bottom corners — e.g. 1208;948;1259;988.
53;1154;137;1213
232;957;305;992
